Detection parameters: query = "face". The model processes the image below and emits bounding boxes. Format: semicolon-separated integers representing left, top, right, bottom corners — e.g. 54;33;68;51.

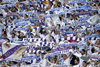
52;57;56;63
30;34;34;38
74;59;79;65
55;30;60;35
76;32;79;38
35;22;40;26
50;36;53;41
82;61;87;67
81;50;85;55
89;32;92;35
62;54;67;60
36;53;40;56
2;34;7;39
81;33;85;37
69;28;73;31
95;40;100;45
11;34;15;38
56;25;60;29
20;33;24;37
24;15;28;18
51;57;55;61
63;35;67;38
41;54;45;59
57;2;61;7
15;31;19;36
70;15;73;20
87;41;90;46
96;30;100;36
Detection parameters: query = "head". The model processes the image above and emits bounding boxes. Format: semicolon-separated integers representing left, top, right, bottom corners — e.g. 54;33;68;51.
20;32;24;37
57;2;61;7
76;47;79;51
95;39;100;45
12;7;17;12
69;27;73;31
81;33;86;37
63;34;67;38
41;53;45;59
49;1;53;6
24;14;28;18
96;30;100;36
35;22;41;27
9;61;15;66
70;14;74;20
54;30;60;35
76;32;80;38
51;56;56;63
49;36;54;41
56;24;60;29
74;58;79;65
86;40;91;46
62;54;67;60
81;49;86;55
82;61;87;67
36;53;40;56
91;47;96;53
53;55;58;63
2;34;7;39
30;33;34;38
11;33;15;38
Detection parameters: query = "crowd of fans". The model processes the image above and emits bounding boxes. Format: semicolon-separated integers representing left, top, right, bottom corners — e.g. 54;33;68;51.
0;0;100;67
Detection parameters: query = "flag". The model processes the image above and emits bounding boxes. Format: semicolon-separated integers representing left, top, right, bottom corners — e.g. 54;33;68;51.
87;14;100;25
1;42;27;60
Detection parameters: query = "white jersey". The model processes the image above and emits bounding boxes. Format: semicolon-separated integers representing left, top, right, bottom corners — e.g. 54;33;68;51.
39;59;47;67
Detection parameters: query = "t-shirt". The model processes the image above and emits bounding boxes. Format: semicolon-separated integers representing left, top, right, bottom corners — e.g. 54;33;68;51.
63;58;71;65
39;58;47;67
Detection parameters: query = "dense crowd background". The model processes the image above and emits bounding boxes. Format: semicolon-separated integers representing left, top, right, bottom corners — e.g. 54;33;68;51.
0;0;100;67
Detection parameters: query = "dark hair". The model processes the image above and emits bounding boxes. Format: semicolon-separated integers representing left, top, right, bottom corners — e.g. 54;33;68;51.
50;35;54;40
82;49;86;52
46;47;51;51
97;30;100;32
83;61;87;63
57;24;60;27
12;61;18;64
75;57;80;63
25;62;31;65
39;28;45;34
49;1;53;6
91;47;95;53
69;26;73;30
42;53;46;55
57;2;61;7
82;33;86;35
75;46;79;49
11;33;15;36
59;16;62;21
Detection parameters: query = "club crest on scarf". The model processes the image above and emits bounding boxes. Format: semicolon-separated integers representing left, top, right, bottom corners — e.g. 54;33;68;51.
4;42;11;48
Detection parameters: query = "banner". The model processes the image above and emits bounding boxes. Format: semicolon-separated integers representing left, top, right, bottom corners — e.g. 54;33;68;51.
2;42;27;60
2;0;18;3
87;54;100;60
21;56;35;61
87;14;100;25
15;21;31;26
51;46;71;53
6;12;19;17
